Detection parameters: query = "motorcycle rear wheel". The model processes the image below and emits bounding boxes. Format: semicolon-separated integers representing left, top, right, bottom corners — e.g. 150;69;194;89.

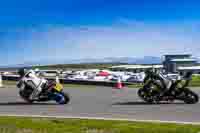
54;92;70;104
61;92;70;104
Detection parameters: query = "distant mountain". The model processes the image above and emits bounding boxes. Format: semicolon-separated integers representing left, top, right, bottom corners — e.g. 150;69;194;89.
131;56;162;64
0;56;162;68
65;56;161;64
67;57;137;64
197;57;200;63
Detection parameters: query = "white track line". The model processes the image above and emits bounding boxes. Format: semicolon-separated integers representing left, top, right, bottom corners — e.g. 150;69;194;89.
0;114;199;125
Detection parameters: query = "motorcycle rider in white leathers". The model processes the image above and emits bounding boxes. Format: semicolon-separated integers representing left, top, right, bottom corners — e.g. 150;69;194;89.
34;68;43;77
18;68;48;100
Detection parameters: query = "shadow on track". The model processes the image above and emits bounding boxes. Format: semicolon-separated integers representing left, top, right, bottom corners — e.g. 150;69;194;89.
0;102;59;106
112;101;186;106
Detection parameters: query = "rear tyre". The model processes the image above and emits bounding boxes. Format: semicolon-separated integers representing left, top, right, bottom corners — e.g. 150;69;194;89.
61;92;70;104
54;92;70;104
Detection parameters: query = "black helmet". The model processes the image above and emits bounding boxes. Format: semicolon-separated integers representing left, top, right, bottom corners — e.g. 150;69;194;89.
145;68;153;75
18;68;26;77
185;71;193;79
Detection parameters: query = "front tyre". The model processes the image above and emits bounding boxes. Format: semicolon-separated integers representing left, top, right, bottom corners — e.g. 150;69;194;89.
138;81;162;104
183;89;199;104
138;88;153;103
19;90;34;104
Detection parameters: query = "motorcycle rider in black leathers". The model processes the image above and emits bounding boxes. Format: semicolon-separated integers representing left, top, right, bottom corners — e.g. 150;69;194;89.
144;68;173;96
144;68;193;97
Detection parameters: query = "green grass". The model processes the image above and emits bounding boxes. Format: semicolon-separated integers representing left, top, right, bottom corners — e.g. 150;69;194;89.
32;63;126;70
2;80;18;86
0;116;199;133
190;75;200;87
127;83;143;88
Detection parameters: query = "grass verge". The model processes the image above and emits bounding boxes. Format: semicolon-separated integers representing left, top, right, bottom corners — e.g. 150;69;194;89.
2;80;18;86
0;116;199;133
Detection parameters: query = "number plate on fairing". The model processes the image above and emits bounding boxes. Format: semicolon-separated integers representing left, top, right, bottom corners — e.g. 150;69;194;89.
54;83;63;92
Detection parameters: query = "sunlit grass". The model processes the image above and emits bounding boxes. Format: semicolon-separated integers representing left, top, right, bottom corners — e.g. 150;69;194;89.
0;116;199;133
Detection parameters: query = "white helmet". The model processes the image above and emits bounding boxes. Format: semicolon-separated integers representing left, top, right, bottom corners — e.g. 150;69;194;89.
34;68;40;73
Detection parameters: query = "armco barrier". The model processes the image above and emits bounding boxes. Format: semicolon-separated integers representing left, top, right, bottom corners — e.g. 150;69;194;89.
46;77;130;87
2;75;132;87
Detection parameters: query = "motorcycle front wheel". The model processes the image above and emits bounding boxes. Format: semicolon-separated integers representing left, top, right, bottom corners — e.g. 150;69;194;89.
138;81;162;104
182;88;199;104
138;88;154;103
19;90;34;104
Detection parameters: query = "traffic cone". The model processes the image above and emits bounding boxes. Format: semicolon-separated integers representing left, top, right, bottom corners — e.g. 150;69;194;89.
116;76;123;89
112;76;128;97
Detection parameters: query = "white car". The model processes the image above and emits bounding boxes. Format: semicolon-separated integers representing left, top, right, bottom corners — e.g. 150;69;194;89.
92;76;107;81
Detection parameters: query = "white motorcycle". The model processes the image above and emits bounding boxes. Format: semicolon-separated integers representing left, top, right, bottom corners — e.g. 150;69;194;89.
17;79;70;104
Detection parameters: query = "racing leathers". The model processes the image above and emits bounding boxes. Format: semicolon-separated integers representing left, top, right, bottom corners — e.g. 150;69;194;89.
19;70;48;100
144;70;173;96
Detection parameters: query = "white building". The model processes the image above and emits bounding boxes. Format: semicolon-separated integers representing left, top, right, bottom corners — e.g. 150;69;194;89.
178;66;200;75
110;64;163;73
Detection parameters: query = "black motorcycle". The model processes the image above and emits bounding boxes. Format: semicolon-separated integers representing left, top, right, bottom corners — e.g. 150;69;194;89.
138;70;199;104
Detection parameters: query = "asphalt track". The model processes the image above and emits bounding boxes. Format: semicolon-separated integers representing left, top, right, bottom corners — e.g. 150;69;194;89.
0;85;200;123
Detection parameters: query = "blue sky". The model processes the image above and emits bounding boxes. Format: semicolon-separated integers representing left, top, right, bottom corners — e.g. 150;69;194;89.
1;0;200;65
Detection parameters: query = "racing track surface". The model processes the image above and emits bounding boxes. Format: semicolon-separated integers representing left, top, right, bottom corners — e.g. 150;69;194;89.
0;85;200;123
